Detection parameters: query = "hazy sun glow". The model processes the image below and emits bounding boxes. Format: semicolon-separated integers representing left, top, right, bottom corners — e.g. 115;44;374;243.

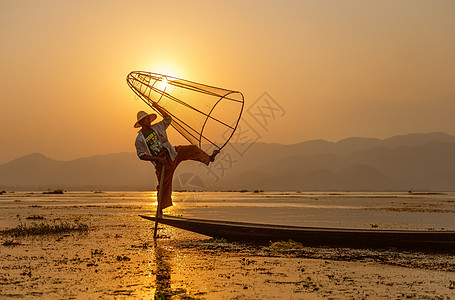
160;76;168;86
1;1;455;164
148;63;184;79
154;76;170;99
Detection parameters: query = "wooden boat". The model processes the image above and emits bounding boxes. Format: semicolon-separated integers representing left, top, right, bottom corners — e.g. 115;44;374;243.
139;215;455;251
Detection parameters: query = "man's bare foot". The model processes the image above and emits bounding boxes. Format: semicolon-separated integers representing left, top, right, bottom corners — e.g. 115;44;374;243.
209;149;221;162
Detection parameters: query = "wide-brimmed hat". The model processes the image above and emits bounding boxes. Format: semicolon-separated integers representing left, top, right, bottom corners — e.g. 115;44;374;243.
134;111;157;128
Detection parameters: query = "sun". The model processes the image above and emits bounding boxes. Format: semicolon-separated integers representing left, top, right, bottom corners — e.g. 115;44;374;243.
155;75;169;92
161;76;168;86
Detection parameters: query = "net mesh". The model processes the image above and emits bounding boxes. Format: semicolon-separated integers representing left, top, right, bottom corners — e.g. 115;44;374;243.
127;71;244;153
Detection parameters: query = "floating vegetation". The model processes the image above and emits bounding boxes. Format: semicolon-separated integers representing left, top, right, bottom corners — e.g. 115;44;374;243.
408;191;445;195
110;290;133;296
2;240;21;246
207;237;228;243
240;257;256;265
116;255;131;261
91;249;104;256
269;240;305;251
43;189;64;194
0;222;89;237
155;234;171;239
86;262;98;267
26;215;45;220
154;288;195;300
131;242;151;249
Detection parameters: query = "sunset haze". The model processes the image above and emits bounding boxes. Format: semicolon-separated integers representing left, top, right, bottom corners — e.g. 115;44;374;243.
1;0;454;163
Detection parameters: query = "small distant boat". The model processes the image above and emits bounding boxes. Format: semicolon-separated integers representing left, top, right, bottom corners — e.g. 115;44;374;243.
140;215;455;251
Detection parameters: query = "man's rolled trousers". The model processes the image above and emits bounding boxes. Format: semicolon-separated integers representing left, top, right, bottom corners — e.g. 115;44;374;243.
155;145;210;209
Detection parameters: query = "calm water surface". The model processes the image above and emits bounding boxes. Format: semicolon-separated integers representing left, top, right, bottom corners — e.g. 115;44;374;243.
1;191;454;230
1;191;454;299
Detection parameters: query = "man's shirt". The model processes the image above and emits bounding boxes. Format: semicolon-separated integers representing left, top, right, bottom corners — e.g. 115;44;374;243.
143;128;163;156
134;115;178;166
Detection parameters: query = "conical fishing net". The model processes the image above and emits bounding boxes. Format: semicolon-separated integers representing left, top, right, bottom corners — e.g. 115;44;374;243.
127;71;244;153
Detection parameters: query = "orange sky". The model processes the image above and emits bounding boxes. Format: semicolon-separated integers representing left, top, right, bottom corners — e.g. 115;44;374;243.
1;0;454;163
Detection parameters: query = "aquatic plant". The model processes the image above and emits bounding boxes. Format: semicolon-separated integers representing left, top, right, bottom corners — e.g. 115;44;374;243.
26;215;45;220
116;255;131;261
91;249;104;256
207;237;228;243
131;242;151;249
2;240;21;246
0;221;89;237
269;240;304;251
43;189;64;194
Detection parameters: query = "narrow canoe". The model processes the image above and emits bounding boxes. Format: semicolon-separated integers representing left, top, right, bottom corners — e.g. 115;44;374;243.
139;215;455;251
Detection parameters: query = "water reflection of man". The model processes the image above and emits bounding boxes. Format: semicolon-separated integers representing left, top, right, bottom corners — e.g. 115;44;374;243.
134;103;219;216
154;245;171;298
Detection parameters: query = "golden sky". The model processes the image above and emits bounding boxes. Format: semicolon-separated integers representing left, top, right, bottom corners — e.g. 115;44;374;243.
1;0;454;163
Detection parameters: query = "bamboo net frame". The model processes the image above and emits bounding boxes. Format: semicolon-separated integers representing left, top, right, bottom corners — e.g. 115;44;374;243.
127;71;244;153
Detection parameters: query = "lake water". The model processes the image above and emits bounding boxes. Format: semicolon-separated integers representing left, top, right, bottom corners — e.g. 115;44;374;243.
1;191;454;298
1;191;454;231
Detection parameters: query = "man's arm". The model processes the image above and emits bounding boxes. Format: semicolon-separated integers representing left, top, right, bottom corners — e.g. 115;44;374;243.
152;102;169;117
152;102;172;128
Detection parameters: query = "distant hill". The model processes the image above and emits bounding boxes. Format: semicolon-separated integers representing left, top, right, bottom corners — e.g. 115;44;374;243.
1;132;455;191
0;152;156;190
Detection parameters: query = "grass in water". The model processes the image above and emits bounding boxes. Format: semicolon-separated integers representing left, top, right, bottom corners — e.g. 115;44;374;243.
269;240;305;251
207;237;228;243
2;240;21;246
0;222;89;237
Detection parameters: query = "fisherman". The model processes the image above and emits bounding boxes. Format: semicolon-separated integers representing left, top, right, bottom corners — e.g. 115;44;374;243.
134;103;219;216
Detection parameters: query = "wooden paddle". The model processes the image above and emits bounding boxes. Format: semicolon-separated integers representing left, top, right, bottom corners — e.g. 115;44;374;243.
154;164;166;239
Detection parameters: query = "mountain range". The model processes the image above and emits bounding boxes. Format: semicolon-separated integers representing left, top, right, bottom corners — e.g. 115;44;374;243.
2;132;455;191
